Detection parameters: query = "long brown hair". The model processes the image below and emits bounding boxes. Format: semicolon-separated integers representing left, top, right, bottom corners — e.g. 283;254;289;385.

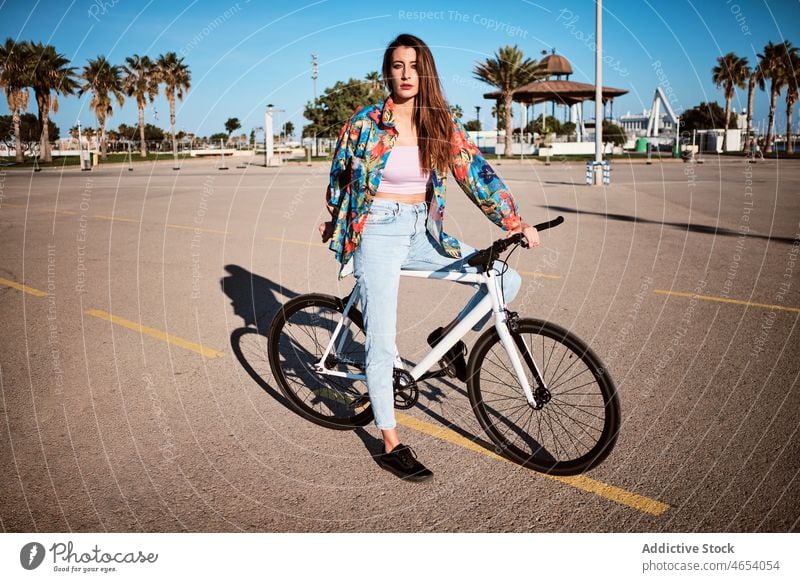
381;34;452;174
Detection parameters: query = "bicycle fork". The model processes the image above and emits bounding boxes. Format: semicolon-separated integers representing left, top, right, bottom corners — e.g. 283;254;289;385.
314;286;362;378
487;272;549;409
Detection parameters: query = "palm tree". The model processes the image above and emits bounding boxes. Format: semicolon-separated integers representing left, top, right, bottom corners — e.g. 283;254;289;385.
155;52;191;162
450;104;463;119
122;54;158;157
785;52;800;155
78;56;125;160
365;71;381;92
744;63;764;148
27;42;78;162
491;101;507;127
712;52;749;151
0;38;32;162
758;41;798;153
473;46;545;157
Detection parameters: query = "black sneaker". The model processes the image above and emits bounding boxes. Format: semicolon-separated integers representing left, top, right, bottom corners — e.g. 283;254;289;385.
427;326;468;382
376;444;433;482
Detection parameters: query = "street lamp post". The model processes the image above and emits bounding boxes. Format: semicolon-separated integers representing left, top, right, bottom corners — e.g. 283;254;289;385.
594;0;603;166
475;105;481;150
592;0;605;186
265;104;286;166
78;120;90;171
311;53;318;157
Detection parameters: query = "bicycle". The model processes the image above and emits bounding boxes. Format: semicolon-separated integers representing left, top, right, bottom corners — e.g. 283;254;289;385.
267;216;620;475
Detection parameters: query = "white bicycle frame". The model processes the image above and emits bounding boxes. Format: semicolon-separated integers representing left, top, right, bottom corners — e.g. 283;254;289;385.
314;267;545;408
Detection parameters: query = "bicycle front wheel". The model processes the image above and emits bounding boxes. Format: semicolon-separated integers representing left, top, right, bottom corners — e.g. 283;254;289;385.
467;318;620;475
267;293;373;430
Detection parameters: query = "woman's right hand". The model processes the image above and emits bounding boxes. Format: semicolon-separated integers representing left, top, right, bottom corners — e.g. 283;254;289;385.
319;221;334;243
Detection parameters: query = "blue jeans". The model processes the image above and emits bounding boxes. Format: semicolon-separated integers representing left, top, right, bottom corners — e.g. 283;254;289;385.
353;198;522;430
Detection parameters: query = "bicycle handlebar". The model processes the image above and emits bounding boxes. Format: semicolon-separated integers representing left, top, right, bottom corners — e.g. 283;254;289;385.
467;215;565;269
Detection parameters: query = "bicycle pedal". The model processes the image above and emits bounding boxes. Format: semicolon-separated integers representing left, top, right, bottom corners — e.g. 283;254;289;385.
438;360;457;378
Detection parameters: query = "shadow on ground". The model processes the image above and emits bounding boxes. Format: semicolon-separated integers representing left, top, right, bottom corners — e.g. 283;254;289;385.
544;205;799;245
221;264;299;333
223;265;300;410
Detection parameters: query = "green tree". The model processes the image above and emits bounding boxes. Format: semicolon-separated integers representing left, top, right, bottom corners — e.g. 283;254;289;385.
602;120;627;147
560;121;576;137
0;112;57;153
758;41;798;153
122;54;158;157
224;117;241;137
491;101;509;130
365;71;381;92
303;76;384;138
144;123;165;141
282;121;295;139
712;52;749;151
680;102;735;134
473;46;546;157
0;38;32;161
463;119;482;131
532;114;562;136
783;52;800;154
156;51;191;160
210;132;228;144
78;55;125;160
116;123;137;139
449;104;463;119
120;122;165;142
28;42;78;161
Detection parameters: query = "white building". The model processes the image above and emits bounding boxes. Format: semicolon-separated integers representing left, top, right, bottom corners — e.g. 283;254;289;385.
619;110;677;136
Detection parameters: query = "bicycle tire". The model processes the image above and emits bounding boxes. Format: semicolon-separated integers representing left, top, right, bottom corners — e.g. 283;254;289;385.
467;318;620;475
267;293;373;430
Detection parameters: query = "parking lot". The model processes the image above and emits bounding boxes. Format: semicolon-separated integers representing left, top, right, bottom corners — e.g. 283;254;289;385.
0;155;797;532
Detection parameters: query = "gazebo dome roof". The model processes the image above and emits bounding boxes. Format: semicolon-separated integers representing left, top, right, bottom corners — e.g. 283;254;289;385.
540;53;573;77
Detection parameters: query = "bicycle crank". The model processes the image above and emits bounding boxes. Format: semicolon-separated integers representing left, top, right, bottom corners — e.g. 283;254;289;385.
393;369;419;410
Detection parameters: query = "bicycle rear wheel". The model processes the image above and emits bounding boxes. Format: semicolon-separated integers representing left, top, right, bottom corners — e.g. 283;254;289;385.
467;318;620;475
267;293;373;429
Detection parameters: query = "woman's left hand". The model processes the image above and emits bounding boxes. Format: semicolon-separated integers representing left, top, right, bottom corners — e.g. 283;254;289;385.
507;221;540;248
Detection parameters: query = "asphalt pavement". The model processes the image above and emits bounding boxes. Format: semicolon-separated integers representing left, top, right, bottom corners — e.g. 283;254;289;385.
0;154;797;532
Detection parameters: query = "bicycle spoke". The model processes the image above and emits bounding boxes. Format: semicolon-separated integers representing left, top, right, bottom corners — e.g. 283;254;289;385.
546;345;586;390
469;318;619;473
548;366;595;393
550;376;601;396
271;299;371;426
543;406;598;455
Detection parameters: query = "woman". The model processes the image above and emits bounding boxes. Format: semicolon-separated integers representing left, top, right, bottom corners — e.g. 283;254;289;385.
319;34;539;481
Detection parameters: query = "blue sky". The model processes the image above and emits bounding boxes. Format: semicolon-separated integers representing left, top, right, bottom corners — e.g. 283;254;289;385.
1;0;799;138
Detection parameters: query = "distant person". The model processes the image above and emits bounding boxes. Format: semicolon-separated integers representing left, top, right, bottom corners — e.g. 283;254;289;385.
318;33;539;481
749;138;763;160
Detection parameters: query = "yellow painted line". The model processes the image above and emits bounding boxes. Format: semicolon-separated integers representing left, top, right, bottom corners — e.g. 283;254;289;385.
94;214;140;223
397;411;670;516
94;215;229;235
85;309;225;359
1;202;76;215
518;270;561;279
165;223;229;235
654;289;800;314
0;277;48;297
264;235;325;248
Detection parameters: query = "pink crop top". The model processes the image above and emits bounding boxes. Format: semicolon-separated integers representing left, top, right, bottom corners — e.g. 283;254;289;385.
378;146;429;194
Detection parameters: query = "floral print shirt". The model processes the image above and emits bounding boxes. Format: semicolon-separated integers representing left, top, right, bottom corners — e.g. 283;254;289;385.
326;96;521;277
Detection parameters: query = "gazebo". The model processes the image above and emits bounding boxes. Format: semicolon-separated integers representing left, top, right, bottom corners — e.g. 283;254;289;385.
483;52;628;143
